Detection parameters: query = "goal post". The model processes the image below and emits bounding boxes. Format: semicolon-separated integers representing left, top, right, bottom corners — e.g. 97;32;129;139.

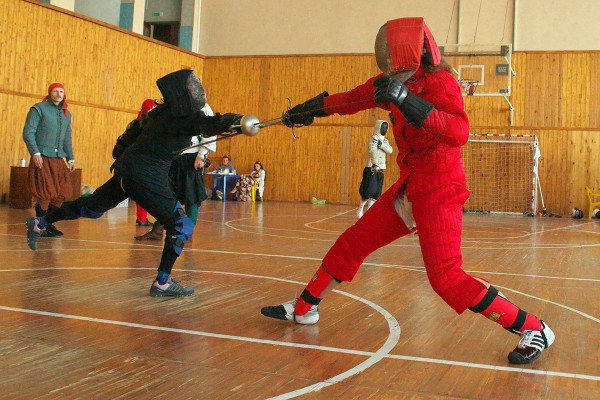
462;133;539;215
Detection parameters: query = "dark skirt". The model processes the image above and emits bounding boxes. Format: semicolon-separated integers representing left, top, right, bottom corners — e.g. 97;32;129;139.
169;153;208;206
358;167;384;200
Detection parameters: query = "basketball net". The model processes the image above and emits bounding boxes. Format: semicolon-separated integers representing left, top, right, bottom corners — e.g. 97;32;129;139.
458;79;479;96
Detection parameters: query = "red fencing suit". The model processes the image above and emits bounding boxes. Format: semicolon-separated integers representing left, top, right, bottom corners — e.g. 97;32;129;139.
320;66;486;314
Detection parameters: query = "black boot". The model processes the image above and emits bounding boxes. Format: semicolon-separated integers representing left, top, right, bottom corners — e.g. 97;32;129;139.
45;224;63;237
46;204;63;236
135;221;164;241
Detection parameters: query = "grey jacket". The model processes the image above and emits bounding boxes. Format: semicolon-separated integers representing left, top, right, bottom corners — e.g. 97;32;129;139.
22;99;74;160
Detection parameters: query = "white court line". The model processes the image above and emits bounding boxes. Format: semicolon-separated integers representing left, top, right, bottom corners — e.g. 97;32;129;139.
0;302;597;385
0;270;400;400
3;266;598;320
496;285;600;324
303;208;358;231
1;305;597;384
305;208;358;224
0;305;380;357
5;230;596;251
0;267;599;395
2;241;600;284
4;210;600;249
219;218;600;249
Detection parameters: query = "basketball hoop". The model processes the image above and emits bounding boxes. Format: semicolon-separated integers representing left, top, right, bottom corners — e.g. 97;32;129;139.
458;79;479;96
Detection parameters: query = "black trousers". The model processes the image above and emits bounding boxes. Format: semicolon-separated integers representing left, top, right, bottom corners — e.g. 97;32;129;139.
45;174;190;275
359;167;384;200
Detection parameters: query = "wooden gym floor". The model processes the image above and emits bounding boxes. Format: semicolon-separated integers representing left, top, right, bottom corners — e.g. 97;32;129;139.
0;201;598;399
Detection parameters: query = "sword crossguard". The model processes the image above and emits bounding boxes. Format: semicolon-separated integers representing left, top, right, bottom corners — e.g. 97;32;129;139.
285;98;299;139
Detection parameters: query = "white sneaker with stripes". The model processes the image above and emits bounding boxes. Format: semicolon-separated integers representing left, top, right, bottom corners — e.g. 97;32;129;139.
508;321;555;364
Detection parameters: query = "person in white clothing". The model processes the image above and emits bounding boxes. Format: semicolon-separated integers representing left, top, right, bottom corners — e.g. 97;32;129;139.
357;120;393;217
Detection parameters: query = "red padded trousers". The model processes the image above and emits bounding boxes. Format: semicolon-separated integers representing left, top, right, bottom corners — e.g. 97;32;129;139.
322;183;485;314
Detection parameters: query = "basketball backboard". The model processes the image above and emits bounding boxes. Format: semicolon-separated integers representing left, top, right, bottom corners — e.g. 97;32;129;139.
438;43;514;97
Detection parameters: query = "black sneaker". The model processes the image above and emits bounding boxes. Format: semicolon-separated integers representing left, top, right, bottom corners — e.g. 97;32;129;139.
136;219;153;227
41;230;56;238
508;321;555;364
25;217;45;250
45;224;63;237
149;280;194;297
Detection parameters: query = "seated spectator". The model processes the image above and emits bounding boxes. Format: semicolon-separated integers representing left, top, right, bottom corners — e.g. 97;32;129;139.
211;155;237;200
231;161;265;201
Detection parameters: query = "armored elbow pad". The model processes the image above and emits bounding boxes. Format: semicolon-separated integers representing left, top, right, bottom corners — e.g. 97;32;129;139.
398;92;434;129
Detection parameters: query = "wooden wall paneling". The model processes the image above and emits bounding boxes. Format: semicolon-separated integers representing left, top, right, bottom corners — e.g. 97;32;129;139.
71;106;134;190
347;126;369;206
464;96;510;128
245;55;380;128
339;127;352;203
7;0;207;111
533;130;570;215
560;53;591;129
510;53;531;129
525;53;562;128
591;53;600;129
0;95;39;203
292;126;344;203
568;130;600;214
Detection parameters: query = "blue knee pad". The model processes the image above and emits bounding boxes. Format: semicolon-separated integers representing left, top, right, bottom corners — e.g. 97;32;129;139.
167;203;194;255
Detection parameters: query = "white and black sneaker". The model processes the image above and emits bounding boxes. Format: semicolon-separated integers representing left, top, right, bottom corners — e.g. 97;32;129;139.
216;190;223;200
261;298;319;325
508;321;555;364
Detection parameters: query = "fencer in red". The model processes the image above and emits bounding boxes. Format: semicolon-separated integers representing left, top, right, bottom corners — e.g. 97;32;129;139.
261;17;555;365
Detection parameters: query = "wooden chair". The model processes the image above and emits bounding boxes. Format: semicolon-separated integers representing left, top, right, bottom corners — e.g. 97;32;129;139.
585;186;600;220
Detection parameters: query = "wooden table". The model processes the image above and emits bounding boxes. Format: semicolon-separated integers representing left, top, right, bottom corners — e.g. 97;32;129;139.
9;166;82;209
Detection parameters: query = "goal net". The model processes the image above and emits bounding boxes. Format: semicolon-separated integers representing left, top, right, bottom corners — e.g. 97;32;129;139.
462;133;539;215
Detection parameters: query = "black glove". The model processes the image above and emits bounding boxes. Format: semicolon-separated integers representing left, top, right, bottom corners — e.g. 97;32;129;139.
282;91;329;127
374;76;434;129
374;75;409;106
218;113;244;133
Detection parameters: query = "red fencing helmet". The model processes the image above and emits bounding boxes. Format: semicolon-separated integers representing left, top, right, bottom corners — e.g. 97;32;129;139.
375;17;441;79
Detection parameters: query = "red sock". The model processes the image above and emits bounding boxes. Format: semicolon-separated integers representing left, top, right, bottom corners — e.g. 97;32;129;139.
469;286;542;333
294;266;335;316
